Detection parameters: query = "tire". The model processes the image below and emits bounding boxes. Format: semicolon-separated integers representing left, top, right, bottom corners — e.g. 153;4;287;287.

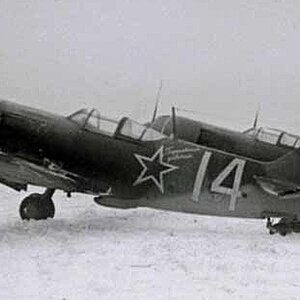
279;231;287;236
19;193;55;220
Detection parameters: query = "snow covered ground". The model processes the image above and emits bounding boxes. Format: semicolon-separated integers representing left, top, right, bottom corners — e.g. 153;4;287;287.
1;186;300;300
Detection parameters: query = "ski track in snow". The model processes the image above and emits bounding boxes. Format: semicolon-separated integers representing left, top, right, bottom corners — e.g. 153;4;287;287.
0;187;300;300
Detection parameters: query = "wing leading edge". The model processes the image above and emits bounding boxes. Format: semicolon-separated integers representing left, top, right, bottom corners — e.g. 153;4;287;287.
0;152;79;192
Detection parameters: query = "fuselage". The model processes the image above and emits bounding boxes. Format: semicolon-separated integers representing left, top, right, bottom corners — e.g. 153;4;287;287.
1;100;300;221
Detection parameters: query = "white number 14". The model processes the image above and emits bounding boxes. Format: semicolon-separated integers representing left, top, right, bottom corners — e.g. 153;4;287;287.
192;151;246;211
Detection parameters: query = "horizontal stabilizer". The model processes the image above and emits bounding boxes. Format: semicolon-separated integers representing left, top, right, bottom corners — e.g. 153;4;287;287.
255;176;300;199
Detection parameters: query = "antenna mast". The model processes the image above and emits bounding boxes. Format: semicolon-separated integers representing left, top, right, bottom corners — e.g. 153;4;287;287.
151;80;163;123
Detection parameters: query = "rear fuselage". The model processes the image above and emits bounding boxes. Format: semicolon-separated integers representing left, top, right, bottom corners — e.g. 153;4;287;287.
152;115;289;161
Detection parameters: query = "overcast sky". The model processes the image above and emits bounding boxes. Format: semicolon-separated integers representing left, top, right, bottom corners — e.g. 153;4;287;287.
1;1;300;131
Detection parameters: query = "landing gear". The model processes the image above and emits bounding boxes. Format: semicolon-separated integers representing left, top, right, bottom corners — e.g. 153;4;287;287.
19;189;55;220
266;217;300;236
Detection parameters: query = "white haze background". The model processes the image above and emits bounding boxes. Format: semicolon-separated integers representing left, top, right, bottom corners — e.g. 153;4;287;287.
1;1;300;299
1;1;300;129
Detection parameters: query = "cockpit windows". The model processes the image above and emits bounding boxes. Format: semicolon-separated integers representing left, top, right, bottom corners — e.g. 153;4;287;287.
68;109;89;126
246;126;300;149
120;118;144;138
257;128;281;145
119;118;166;141
85;110;100;130
280;133;297;147
97;118;119;136
68;109;165;141
295;140;300;149
68;108;119;136
142;127;166;141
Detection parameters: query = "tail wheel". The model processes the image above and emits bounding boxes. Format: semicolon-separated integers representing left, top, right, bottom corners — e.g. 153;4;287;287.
19;193;55;220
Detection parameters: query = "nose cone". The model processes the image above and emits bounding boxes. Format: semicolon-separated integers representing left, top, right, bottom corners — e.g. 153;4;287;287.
0;100;46;133
0;99;27;118
0;99;9;114
0;100;11;125
0;99;27;115
0;99;59;121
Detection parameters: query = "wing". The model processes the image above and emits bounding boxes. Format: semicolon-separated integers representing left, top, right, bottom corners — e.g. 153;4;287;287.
0;151;82;192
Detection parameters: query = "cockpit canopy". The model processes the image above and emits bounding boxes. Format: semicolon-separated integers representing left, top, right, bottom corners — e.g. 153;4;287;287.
68;108;118;136
119;118;165;141
246;127;300;148
67;108;165;141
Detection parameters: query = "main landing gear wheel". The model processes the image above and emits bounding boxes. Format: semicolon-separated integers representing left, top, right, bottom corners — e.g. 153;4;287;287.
266;217;294;236
19;190;55;220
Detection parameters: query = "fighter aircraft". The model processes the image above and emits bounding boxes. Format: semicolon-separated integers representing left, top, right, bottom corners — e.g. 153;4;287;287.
0;100;300;236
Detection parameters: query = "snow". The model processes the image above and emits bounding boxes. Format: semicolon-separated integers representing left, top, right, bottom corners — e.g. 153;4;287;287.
1;187;300;300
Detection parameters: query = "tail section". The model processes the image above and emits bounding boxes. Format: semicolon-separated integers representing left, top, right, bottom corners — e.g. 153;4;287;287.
256;149;300;198
264;149;300;186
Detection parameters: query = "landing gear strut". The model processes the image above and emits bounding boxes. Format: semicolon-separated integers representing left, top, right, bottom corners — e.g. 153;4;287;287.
19;189;55;220
266;217;300;236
